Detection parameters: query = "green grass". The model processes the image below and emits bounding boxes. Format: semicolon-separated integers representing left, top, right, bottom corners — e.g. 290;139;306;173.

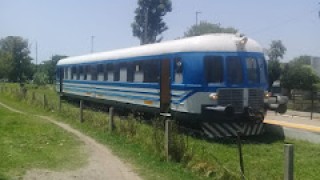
0;101;86;179
1;83;320;179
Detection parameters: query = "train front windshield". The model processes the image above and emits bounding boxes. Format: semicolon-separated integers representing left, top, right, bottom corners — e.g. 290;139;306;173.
205;54;268;87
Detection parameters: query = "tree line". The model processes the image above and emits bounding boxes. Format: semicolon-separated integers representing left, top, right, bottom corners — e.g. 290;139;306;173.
1;0;318;91
266;40;319;93
0;36;66;85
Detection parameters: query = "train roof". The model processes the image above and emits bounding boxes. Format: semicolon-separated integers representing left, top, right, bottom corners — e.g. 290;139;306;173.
57;33;263;66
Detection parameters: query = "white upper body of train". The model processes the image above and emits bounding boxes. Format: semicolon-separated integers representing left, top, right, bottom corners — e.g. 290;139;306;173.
57;33;263;66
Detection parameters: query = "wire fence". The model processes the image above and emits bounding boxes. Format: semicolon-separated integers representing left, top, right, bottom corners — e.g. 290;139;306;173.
282;92;320;120
0;84;303;179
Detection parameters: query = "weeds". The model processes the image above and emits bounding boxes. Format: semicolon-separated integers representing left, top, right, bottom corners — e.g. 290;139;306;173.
2;83;320;179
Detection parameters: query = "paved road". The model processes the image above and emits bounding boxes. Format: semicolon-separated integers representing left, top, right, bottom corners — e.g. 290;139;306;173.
265;111;320;144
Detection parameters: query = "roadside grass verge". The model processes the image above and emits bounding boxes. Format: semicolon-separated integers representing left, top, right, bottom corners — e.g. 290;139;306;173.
0;103;86;179
1;83;320;179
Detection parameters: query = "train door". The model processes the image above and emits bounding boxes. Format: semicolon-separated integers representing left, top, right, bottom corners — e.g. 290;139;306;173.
59;67;63;93
160;59;171;113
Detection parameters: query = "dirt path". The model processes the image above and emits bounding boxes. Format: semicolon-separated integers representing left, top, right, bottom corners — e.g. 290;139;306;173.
0;102;142;180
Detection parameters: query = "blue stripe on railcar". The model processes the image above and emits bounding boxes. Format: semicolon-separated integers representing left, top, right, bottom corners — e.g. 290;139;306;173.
62;81;196;104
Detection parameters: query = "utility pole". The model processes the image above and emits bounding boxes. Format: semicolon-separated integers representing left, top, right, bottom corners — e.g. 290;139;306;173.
91;36;95;53
196;11;201;26
318;2;320;18
35;41;38;71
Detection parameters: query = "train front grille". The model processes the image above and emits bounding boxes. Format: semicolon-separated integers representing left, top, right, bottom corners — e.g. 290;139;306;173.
218;89;244;113
248;89;264;110
218;88;264;113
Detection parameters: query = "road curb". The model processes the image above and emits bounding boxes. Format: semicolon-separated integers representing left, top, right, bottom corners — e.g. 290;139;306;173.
265;124;320;144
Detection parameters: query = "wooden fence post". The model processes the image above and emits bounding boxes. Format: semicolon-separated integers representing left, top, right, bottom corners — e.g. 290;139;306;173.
80;100;84;123
32;92;35;101
165;120;173;162
43;94;47;109
109;107;114;132
284;144;294;180
59;95;62;112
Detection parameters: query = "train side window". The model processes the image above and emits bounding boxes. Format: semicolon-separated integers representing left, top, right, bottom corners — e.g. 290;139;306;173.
64;67;71;80
174;57;183;83
91;65;97;81
71;66;77;80
143;60;159;83
127;63;134;82
246;57;259;84
119;63;127;82
134;61;144;82
68;67;72;80
85;65;90;80
64;67;68;80
226;56;243;84
258;57;267;84
114;64;120;81
97;64;104;81
107;64;114;82
103;64;108;81
76;66;80;80
204;56;223;84
79;66;84;80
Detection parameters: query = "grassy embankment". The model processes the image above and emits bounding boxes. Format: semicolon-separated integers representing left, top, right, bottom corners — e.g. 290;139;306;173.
1;83;320;180
0;99;86;179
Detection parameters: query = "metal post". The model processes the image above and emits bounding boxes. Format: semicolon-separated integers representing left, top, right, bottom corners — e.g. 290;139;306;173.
284;144;294;180
109;107;114;132
35;41;38;70
237;131;245;180
311;91;314;120
196;11;201;26
165;120;173;162
80;100;84;123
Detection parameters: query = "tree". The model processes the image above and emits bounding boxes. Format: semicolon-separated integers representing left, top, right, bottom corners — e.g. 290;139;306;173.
0;49;12;80
281;64;319;91
281;55;319;93
33;71;49;86
268;60;281;88
267;40;287;61
289;55;311;66
131;0;172;45
37;55;67;84
266;40;287;88
0;36;33;83
184;21;238;37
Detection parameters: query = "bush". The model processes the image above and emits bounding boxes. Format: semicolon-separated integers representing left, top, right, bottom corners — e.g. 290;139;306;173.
33;72;49;86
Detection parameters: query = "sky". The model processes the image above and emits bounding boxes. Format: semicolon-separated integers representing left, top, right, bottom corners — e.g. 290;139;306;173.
1;0;319;63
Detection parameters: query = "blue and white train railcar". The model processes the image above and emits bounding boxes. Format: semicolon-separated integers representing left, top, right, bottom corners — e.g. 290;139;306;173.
56;33;269;137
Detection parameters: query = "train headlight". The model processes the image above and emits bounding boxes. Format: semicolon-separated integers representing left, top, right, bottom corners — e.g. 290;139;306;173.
264;91;271;98
209;93;218;101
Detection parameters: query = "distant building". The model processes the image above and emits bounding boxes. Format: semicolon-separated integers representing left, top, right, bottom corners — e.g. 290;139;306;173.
311;57;320;77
